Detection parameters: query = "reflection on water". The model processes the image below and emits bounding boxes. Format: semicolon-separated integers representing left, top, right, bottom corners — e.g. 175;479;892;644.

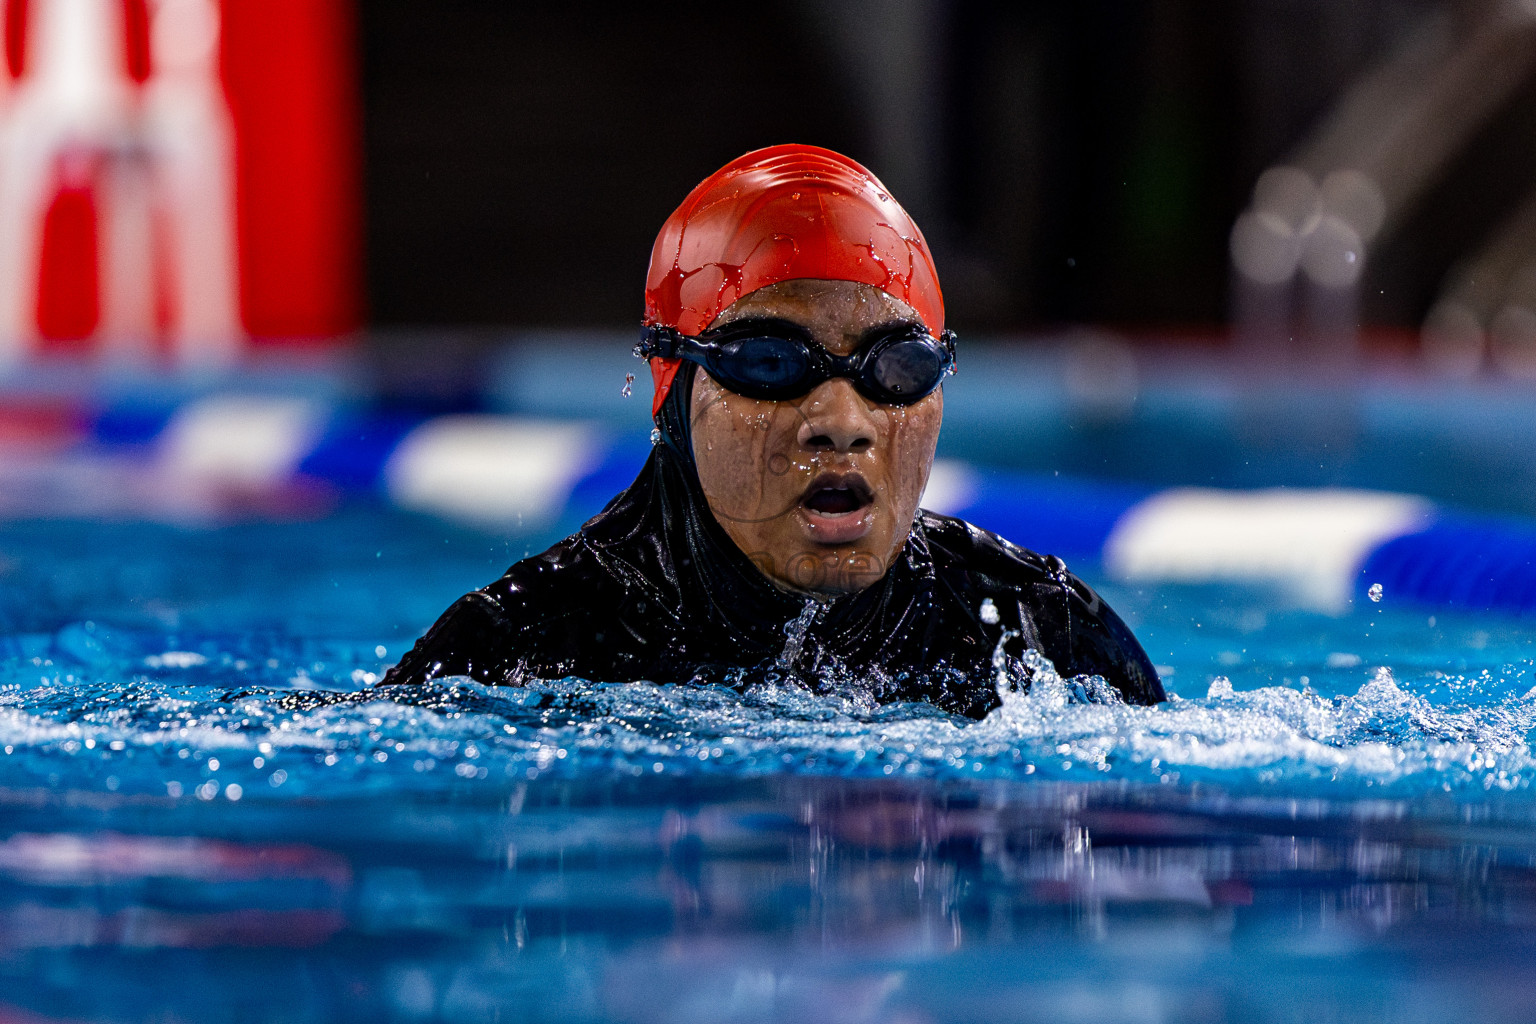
0;776;1534;1023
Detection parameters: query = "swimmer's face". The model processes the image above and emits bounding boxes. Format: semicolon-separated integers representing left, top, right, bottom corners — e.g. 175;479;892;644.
688;279;944;596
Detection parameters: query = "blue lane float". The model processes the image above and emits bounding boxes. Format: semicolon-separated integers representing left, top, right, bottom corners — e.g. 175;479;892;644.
27;394;1536;617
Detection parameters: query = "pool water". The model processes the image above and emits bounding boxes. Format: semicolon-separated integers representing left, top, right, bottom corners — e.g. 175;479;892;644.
3;506;1536;1023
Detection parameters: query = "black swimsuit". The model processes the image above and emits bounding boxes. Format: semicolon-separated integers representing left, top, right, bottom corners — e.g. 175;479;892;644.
384;363;1165;716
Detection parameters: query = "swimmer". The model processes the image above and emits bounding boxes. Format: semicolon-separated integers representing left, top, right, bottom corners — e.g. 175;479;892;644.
384;145;1164;715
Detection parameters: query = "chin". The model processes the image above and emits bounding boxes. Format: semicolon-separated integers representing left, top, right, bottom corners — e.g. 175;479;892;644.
771;532;896;594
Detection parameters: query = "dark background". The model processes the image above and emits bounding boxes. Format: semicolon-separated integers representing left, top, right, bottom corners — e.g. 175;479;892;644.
357;0;1526;336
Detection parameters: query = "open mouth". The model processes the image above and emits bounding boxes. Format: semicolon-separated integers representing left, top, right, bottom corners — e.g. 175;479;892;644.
801;474;875;516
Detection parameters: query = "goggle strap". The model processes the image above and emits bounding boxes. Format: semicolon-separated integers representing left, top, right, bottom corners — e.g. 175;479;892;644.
634;324;683;361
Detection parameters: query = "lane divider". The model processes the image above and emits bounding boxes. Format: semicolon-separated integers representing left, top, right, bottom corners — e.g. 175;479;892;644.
1102;488;1431;613
5;394;1536;616
381;416;603;525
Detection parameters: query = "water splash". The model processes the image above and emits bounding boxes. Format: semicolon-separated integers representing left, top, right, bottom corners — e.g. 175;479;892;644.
1;658;1534;800
779;599;822;672
621;373;635;399
990;622;1020;692
3;601;1536;802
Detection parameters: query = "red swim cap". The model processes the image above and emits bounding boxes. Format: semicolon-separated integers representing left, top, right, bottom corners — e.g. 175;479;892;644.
644;144;945;415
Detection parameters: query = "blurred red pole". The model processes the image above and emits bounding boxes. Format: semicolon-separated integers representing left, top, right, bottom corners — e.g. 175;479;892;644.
220;0;362;344
34;171;98;347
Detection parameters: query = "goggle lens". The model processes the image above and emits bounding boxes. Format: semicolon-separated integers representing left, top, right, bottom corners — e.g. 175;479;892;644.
867;337;947;401
712;336;811;398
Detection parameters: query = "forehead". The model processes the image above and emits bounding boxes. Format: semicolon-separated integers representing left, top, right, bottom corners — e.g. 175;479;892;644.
709;279;921;352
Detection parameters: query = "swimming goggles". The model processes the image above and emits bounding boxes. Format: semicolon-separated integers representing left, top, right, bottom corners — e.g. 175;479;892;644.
635;317;956;405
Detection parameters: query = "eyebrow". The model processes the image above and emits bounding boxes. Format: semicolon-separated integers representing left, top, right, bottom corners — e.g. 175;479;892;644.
860;317;923;337
709;314;925;347
836;317;924;347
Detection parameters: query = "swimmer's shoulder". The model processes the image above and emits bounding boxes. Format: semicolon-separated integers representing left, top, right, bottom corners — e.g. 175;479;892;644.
917;510;1165;704
919;510;1122;609
476;532;618;626
381;533;616;686
917;510;1060;589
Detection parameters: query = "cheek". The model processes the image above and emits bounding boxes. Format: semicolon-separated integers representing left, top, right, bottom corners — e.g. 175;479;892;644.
881;395;943;509
690;386;800;517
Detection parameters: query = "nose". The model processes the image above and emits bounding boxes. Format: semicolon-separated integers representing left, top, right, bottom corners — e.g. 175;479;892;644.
797;379;878;453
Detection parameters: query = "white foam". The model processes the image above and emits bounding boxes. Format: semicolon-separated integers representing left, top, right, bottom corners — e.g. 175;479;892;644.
3;659;1533;795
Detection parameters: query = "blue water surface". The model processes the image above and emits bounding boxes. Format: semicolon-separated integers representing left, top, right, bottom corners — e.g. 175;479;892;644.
2;506;1536;1023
